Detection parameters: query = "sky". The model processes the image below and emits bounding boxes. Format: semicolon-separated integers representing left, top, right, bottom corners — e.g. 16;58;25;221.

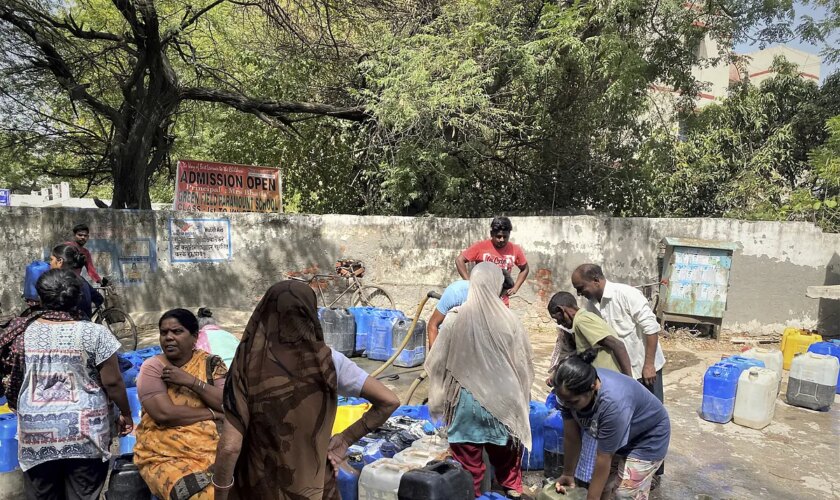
733;2;838;82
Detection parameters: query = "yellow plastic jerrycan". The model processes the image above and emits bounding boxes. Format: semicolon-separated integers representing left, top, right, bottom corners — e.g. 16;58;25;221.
332;403;371;435
781;328;822;370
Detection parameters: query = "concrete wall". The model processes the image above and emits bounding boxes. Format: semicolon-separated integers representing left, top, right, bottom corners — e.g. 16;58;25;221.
1;207;838;336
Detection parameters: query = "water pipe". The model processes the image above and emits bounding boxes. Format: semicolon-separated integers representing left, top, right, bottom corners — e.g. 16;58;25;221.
370;290;440;378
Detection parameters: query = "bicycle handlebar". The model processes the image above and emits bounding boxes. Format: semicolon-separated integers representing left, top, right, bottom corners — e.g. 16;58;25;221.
427;291;442;300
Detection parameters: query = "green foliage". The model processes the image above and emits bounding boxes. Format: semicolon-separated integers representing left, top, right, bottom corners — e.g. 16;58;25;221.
782;114;840;231
797;0;840;65
637;62;840;231
2;0;837;226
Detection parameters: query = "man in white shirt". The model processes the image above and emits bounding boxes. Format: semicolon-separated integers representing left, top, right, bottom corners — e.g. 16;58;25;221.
570;263;667;481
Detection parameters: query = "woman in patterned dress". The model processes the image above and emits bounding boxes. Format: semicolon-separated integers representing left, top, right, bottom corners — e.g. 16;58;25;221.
5;269;134;499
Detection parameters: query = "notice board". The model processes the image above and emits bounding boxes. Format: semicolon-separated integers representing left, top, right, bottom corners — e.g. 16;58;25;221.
174;159;281;213
169;218;232;263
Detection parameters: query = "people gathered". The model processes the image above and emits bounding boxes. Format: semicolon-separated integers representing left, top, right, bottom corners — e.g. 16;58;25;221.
0;216;671;500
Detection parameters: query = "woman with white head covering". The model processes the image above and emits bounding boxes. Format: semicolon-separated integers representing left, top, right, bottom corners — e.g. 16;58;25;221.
425;262;534;498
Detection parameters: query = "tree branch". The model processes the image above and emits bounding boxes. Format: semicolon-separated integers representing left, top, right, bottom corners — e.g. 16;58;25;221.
0;7;121;124
29;9;126;42
163;0;227;44
180;87;369;121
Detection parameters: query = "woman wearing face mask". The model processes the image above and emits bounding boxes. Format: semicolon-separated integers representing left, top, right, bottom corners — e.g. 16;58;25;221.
552;350;670;500
133;309;227;500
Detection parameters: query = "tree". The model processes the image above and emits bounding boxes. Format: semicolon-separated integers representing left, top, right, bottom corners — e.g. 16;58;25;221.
635;62;840;226
1;0;821;214
780;114;840;231
0;0;367;209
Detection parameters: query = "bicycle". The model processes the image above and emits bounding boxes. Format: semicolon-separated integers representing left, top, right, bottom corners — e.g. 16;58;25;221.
91;280;138;352
287;259;395;310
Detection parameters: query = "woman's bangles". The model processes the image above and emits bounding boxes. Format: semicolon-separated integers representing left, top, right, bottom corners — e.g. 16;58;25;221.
191;377;208;391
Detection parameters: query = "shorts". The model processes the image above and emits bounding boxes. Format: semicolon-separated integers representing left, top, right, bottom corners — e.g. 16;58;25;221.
606;456;664;500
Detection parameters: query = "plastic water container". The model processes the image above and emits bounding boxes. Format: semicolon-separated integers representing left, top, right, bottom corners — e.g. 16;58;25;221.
339;396;370;406
23;260;50;301
392;405;430;421
522;401;549;470
127;387;142;419
807;341;840;394
543;410;564;478
786;352;840;411
348;437;376;469
363;438;401;465
733;367;777;429
781;328;822;370
397;460;473;500
118;434;136;455
478;494;508;499
742;348;784;393
349;306;377;355
118;387;143;454
0;414;18;473
333;403;372;435
700;362;741;423
393;405;444;430
410;434;449;458
338;461;361;500
545;392;559;410
368;314;404;361
722;355;765;373
392;319;427;368
104;454;151;500
393;448;443;467
358;458;416;500
319;307;356;357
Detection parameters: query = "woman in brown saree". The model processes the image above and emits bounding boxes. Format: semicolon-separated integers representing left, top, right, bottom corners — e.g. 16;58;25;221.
212;280;397;500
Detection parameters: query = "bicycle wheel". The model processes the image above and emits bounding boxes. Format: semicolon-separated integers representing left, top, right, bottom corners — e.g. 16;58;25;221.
352;285;395;309
100;308;138;352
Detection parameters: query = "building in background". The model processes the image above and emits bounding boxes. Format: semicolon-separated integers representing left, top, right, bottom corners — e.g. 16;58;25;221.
648;39;823;130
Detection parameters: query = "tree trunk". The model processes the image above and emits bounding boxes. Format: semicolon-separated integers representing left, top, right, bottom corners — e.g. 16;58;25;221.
110;137;166;210
109;48;180;210
110;109;175;210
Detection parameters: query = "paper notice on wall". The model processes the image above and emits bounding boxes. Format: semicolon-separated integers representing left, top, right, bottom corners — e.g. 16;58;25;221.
169;218;232;263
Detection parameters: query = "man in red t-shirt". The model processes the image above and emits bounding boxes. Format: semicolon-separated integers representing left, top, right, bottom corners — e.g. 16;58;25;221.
65;223;102;284
455;216;529;305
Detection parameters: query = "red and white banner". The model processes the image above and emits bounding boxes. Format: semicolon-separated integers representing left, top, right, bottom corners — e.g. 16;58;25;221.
173;159;282;213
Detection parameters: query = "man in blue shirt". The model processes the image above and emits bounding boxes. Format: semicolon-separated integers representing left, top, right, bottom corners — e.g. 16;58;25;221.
428;272;514;348
427;280;469;348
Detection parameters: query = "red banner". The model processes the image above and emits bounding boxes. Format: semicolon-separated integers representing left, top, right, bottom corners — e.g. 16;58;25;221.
173;160;282;213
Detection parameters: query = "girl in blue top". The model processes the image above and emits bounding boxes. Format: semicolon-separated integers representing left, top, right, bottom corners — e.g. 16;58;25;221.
553;349;670;500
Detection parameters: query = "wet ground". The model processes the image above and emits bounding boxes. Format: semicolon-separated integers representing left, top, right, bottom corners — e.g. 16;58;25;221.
134;325;840;499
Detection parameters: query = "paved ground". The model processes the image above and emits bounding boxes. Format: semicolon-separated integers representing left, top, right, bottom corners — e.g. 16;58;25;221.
135;323;840;500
